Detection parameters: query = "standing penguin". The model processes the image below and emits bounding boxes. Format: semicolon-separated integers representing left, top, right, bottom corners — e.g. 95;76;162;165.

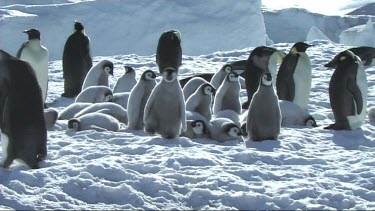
156;30;182;73
210;63;233;89
324;50;367;130
17;29;49;106
247;72;281;141
0;50;47;169
276;42;313;111
127;70;157;130
62;21;93;98
82;60;114;90
182;77;209;100
113;66;137;93
213;72;241;115
144;68;186;138
242;46;281;109
186;83;216;121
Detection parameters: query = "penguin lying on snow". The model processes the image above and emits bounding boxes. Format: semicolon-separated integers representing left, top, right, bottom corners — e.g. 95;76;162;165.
324;50;367;130
68;113;120;132
279;100;317;127
58;102;93;120
74;102;128;124
75;86;113;103
0;50;47;169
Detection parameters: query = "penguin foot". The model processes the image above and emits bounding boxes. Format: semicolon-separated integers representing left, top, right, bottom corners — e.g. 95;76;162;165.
324;123;350;130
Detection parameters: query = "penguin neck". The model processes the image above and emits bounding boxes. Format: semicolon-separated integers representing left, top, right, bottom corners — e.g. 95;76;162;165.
27;39;42;50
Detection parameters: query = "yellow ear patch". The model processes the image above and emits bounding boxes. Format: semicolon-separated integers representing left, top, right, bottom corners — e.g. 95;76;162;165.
340;56;346;61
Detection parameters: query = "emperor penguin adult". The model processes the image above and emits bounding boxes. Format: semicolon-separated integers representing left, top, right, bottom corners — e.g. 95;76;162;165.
81;60;114;90
213;72;241;115
276;42;313;111
247;72;281;141
75;86;113;103
113;66;137;93
144;68;187;138
62;21;93;98
156;30;182;73
348;46;375;66
324;50;367;130
127;70;157;130
17;28;49;106
242;46;282;109
186;83;216;121
0;50;47;169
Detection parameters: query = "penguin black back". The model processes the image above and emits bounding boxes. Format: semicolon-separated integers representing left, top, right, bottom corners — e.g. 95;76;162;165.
156;30;182;73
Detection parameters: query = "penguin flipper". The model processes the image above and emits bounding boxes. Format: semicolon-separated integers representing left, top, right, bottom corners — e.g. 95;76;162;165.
16;42;27;58
276;54;298;101
143;86;158;124
179;87;187;132
89;125;108;132
347;78;363;115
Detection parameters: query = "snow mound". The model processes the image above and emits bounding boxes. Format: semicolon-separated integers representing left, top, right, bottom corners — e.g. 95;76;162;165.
306;26;331;42
340;18;375;47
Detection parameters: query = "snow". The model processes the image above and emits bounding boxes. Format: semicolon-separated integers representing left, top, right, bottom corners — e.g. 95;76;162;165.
1;0;375;210
340;17;375;47
0;0;265;60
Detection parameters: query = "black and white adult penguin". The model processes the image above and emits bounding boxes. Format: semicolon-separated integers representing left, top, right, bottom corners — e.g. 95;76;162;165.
324;50;367;130
242;46;281;109
144;68;186;138
74;102;128;125
0;50;47;169
62;21;93;98
17;28;49;106
81;60;114;90
127;70;157;130
276;42;313;111
75;86;113;103
113;66;137;93
156;30;182;73
186;83;216;121
68;113;120;132
213;72;241;115
348;46;375;66
247;72;281;141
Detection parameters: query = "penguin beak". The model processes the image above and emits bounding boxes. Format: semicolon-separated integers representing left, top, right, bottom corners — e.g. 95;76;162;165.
324;61;336;69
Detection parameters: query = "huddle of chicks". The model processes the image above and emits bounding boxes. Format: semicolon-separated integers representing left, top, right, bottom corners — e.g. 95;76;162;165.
57;29;373;143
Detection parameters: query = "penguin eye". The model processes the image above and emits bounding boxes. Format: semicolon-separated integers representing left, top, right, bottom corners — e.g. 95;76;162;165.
73;122;79;129
197;122;202;127
104;67;111;73
306;120;314;126
106;94;113;101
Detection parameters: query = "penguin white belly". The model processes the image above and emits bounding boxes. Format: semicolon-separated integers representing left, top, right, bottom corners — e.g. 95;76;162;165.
292;53;311;110
347;65;367;130
21;49;49;100
1;133;9;165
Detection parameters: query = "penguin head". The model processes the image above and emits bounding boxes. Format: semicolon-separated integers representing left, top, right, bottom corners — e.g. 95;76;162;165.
249;46;279;69
103;61;114;76
141;70;157;81
260;72;273;87
324;50;358;69
291;42;314;53
221;64;232;73
223;122;243;138
74;21;84;32
23;29;40;40
201;83;216;96
162;68;177;82
68;118;81;131
305;115;318;127
104;92;113;102
190;120;207;135
124;66;135;74
226;72;239;82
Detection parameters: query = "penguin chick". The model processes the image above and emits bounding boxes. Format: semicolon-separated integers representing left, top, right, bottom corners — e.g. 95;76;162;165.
279;100;318;127
213;72;241;115
68;113;120;132
127;70;157;130
182;77;209;100
186;83;215;121
113;66;137;93
74;102;128;124
181;120;209;139
75;86;113;103
58;102;93;120
82;60;114;90
208;117;243;142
